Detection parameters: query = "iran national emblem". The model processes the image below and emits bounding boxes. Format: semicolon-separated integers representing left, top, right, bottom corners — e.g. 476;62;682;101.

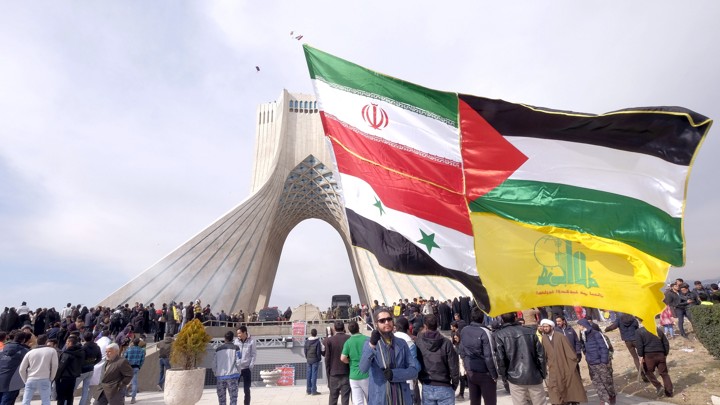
361;103;389;130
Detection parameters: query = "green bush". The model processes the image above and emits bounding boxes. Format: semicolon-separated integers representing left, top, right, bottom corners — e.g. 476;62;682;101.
170;318;212;369
689;305;720;360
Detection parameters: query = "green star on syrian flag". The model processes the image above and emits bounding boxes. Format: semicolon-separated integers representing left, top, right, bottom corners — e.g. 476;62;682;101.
373;197;385;216
417;229;440;254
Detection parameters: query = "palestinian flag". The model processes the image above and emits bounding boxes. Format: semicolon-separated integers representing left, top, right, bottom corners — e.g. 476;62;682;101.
460;96;711;324
303;45;712;325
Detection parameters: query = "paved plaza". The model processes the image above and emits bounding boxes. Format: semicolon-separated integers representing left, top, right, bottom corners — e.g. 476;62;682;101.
22;382;673;405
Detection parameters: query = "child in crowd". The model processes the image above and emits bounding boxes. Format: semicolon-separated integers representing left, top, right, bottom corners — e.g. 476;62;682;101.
660;305;675;339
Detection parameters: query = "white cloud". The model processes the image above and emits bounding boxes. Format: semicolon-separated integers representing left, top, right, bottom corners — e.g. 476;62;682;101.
1;2;718;311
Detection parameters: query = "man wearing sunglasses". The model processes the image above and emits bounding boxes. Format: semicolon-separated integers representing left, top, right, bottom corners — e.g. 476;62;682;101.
359;309;419;405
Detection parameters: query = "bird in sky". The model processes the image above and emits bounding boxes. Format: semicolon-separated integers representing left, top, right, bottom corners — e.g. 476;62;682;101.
255;66;260;72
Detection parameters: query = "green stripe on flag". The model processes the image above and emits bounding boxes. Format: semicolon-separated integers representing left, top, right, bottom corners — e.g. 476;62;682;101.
469;179;683;266
304;45;458;126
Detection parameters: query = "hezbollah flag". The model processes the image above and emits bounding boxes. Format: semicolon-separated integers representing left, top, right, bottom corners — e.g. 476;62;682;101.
303;45;712;328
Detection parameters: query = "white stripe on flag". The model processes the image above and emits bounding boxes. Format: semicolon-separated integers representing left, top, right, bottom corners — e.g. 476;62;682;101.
339;173;477;276
312;79;461;164
508;137;687;217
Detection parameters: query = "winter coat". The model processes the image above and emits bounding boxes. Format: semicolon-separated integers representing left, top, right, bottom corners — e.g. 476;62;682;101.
635;326;670;357
81;341;102;373
233;336;256;370
57;345;85;379
157;337;173;359
304;337;322;365
494;323;546;385
415;330;459;387
324;332;350;376
663;289;680;309
99;356;133;401
0;342;30;392
212;343;240;379
359;336;419;405
580;327;609;365
555;325;582;359
604;314;639;342
459;322;498;379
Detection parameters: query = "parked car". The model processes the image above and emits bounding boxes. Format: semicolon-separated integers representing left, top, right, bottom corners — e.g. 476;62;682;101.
257;307;282;323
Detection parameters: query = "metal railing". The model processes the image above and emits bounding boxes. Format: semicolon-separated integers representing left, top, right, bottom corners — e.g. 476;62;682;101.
201;316;363;329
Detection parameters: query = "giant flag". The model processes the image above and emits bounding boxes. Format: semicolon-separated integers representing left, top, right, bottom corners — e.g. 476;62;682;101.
303;45;712;328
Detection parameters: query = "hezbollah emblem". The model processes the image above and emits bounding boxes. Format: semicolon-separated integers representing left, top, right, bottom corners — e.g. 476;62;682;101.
535;236;599;288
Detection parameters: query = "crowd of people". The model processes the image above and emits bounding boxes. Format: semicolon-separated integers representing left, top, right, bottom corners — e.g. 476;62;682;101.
309;304;678;405
0;298;221;405
305;282;720;405
662;278;719;339
1;277;716;405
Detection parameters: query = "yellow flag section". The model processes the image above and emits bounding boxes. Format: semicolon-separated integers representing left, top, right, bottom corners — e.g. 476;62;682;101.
471;212;668;331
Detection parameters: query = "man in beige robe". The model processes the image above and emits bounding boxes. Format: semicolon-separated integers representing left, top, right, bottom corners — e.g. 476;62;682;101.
540;319;587;405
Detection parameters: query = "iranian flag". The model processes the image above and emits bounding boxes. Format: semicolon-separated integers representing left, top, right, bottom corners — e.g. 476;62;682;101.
304;45;712;325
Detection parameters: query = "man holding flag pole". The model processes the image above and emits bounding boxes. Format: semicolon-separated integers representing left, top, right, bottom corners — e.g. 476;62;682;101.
359;309;419;405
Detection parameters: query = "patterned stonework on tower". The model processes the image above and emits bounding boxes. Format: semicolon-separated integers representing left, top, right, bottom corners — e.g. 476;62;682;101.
99;90;470;313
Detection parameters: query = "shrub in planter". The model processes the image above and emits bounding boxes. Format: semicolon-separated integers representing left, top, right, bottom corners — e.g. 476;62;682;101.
170;318;212;369
689;304;720;360
164;319;213;405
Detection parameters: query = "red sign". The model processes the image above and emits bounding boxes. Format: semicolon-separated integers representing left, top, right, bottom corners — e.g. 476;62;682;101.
292;321;306;344
276;365;295;386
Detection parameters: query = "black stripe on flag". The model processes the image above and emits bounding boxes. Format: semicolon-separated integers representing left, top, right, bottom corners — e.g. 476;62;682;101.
346;209;491;311
459;94;710;166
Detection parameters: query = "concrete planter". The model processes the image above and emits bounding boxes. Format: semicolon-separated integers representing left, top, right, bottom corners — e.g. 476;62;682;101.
163;368;205;405
259;369;282;387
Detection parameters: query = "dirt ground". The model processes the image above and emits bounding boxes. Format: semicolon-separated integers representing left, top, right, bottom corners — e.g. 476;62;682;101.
579;321;720;404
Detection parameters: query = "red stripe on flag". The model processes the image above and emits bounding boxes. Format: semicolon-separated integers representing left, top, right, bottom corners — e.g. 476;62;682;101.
331;137;472;235
321;112;463;193
460;99;529;200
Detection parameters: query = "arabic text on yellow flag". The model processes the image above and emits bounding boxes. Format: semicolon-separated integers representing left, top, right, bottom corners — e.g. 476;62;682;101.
472;212;668;331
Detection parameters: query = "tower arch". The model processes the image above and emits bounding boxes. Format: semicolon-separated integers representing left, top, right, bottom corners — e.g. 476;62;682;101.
99;90;469;313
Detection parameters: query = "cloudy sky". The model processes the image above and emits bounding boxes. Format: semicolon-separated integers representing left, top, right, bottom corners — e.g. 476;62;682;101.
2;2;718;312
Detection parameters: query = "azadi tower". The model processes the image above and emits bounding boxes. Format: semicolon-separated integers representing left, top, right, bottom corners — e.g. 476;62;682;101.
99;90;470;313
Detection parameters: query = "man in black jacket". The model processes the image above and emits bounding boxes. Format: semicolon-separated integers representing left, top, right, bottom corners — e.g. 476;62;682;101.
416;314;459;404
675;283;699;338
56;335;85;405
494;312;547;405
604;313;648;382
324;321;351;405
636;323;673;398
303;329;322;395
77;332;101;405
460;308;498;405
